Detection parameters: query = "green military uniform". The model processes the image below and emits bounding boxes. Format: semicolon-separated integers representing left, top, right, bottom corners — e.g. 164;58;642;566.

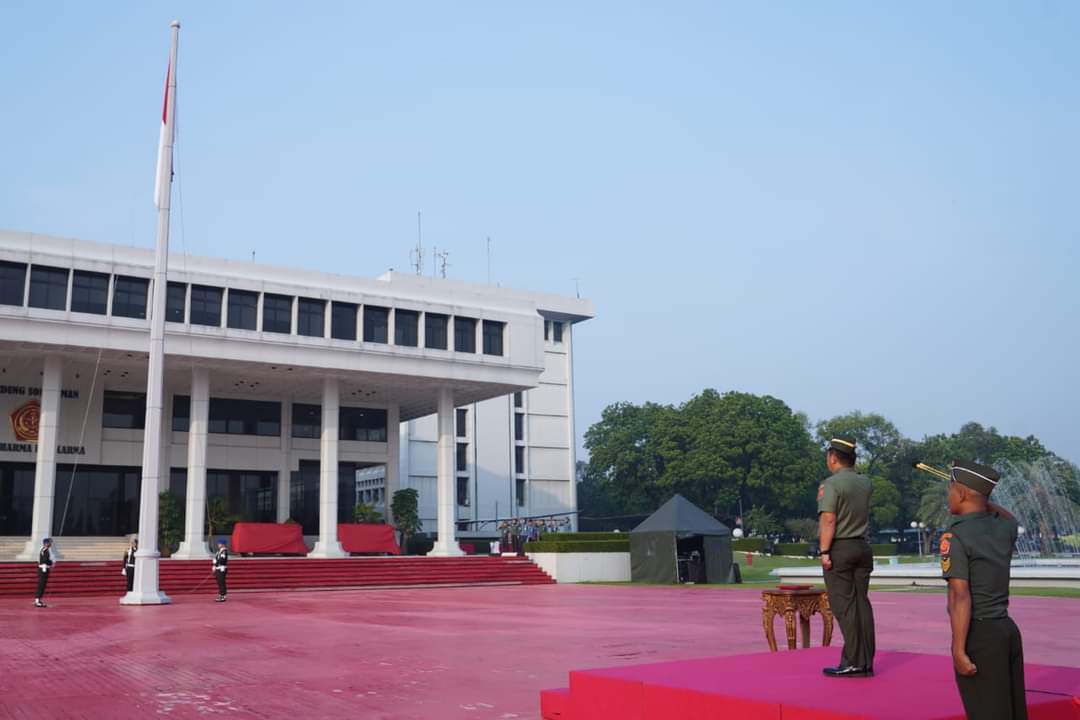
818;436;875;673
942;460;1026;720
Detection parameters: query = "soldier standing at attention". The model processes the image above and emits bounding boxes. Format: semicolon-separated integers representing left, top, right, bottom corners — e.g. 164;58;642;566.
213;538;229;602
941;460;1027;720
122;535;137;593
818;435;875;677
35;537;54;608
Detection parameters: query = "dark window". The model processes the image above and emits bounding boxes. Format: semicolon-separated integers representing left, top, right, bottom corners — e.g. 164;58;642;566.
425;313;448;350
456;408;467;438
28;265;68;310
394;309;419;346
553;321;564;343
482;320;504;356
0;261;27;306
456;443;468;472
70;270;109;315
516;478;526;507
208;398;280;436
544;320;550;340
166;282;186;323
190;285;222;327
339;407;387;442
53;465;141;536
206;469;276;524
112;275;149;319
172;395;190;432
363;305;389;343
514;392;523;409
457;476;469;507
515;445;525;475
102;391;146;429
227;290;258;330
0;463;36;535
331;301;357;341
263;293;292;334
298;298;325;337
454;316;476;353
515;413;524;441
291;403;321;438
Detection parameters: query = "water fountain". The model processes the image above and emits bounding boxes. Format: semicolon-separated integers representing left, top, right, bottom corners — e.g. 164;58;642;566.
992;458;1080;562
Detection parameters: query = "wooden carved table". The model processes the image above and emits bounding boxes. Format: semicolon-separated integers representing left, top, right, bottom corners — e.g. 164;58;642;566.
761;587;833;651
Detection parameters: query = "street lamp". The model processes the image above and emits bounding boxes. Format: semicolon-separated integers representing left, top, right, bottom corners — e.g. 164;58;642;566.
910;521;927;556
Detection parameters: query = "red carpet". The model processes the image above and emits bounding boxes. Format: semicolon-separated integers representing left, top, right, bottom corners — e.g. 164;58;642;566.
541;648;1080;720
0;556;552;598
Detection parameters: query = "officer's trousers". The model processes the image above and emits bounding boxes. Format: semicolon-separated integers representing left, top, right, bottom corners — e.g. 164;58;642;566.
955;617;1027;720
823;538;875;669
36;569;48;599
215;570;227;597
125;569;135;592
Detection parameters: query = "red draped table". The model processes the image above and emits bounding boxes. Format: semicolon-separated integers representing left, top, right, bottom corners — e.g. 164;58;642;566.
338;524;401;555
230;522;309;555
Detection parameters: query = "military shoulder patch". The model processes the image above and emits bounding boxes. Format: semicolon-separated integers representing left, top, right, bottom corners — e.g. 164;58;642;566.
939;532;952;556
940;532;952;574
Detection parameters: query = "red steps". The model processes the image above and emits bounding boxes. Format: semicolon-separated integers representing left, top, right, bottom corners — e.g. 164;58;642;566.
0;556;554;598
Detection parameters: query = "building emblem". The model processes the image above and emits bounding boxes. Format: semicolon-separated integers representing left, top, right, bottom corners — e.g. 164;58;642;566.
10;400;40;442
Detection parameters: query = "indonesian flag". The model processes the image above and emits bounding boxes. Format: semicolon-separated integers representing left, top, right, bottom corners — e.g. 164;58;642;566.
153;63;174;209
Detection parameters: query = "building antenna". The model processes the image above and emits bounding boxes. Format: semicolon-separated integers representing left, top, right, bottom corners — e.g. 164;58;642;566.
573;277;580;299
410;211;424;275
437;248;450;278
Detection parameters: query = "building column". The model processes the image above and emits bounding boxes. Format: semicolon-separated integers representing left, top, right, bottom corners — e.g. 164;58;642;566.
173;367;211;559
17;356;62;560
428;387;463;556
309;377;346;557
277;399;292;523
384;403;401;525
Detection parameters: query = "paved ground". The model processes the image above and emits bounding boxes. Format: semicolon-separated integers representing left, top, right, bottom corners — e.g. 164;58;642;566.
0;585;1076;719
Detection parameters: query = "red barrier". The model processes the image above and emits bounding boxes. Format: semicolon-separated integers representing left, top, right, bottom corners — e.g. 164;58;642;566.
338;523;401;555
231;522;309;555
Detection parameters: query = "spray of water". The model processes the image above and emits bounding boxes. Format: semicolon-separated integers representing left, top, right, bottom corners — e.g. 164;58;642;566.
992;458;1080;559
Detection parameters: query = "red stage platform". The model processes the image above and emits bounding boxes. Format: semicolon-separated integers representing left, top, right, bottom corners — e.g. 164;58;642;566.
541;648;1080;720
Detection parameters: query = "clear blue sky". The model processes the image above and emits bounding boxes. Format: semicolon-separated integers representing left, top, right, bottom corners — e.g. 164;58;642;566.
2;2;1077;463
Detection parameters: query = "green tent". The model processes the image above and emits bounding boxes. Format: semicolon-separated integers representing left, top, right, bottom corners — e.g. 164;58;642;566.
630;494;733;584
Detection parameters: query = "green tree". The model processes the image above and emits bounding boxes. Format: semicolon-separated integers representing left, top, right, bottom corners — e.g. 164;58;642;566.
743;506;782;536
784;517;819;541
583;401;674;515
353;502;384;524
659;390;820;519
816;412;903;475
390;488;422;552
870;476;900;530
158;491;183;556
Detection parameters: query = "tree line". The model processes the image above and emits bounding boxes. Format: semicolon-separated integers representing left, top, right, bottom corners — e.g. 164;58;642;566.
578;389;1080;537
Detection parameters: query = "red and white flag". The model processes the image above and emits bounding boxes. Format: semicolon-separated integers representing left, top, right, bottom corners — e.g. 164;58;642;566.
153;62;175;209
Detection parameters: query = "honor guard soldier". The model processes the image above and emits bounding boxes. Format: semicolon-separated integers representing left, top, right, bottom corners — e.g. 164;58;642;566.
818;435;875;677
122;535;138;593
213;538;229;602
941;460;1027;720
35;537;54;608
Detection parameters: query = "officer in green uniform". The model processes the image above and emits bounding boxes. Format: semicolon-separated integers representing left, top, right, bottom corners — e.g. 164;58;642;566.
818;435;875;677
941;460;1027;720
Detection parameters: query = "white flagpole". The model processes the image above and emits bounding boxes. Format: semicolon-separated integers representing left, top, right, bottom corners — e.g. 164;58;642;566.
123;20;180;606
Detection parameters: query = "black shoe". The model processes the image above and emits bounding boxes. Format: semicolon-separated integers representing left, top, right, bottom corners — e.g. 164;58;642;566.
823;665;873;677
34;600;47;608
215;596;226;602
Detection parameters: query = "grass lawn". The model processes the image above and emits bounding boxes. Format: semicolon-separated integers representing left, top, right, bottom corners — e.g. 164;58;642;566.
582;553;1080;599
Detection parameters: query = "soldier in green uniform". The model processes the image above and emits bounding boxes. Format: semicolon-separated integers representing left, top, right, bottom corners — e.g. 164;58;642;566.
941;460;1027;720
818;435;875;677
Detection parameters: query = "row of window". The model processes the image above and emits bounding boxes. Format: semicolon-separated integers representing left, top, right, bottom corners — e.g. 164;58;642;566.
0;262;149;318
543;320;565;344
168;282;506;355
0;261;511;356
101;391;387;441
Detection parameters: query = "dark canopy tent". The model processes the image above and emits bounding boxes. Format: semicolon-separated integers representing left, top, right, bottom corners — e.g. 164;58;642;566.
630;494;733;584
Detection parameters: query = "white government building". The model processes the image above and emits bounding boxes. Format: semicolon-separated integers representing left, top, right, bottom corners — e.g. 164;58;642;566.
0;230;592;561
